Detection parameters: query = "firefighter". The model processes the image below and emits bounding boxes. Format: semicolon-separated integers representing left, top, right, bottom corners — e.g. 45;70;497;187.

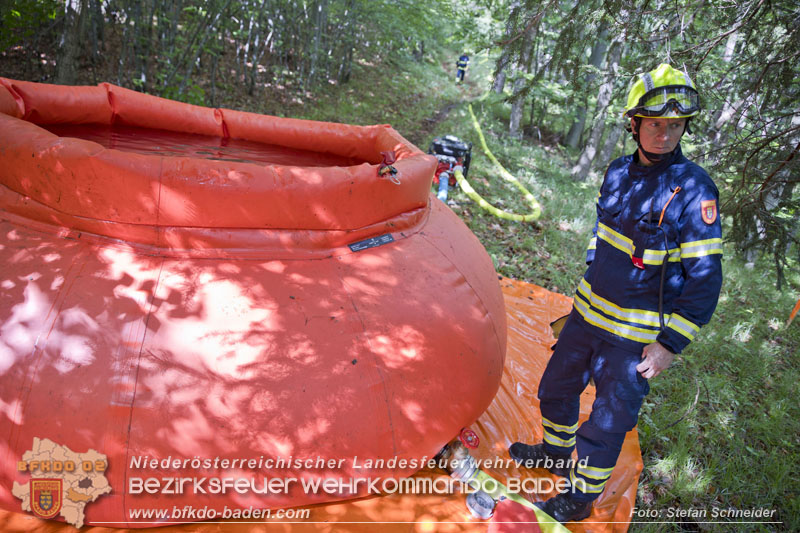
456;53;469;83
509;64;723;523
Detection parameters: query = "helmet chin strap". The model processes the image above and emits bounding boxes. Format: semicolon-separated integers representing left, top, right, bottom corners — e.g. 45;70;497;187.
638;143;671;164
638;143;670;163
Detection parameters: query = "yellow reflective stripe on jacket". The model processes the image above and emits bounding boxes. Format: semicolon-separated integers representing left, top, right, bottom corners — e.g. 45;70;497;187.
587;237;597;251
577;279;661;327
542;416;578;434
642;247;680;264
680;237;723;258
597;223;680;264
576;464;614;481
667;313;699;341
543;429;576;448
574;296;660;344
596;222;632;255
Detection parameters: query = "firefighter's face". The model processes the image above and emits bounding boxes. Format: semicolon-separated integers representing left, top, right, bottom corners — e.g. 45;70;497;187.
632;117;687;164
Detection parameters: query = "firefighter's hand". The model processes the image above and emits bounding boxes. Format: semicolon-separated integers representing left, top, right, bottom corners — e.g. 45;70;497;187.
636;342;675;379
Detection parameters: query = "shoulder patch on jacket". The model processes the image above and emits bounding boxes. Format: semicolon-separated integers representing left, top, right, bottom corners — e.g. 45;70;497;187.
701;199;717;224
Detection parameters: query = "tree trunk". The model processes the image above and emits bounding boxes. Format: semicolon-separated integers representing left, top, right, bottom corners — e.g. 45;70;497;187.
307;0;327;90
707;31;740;158
565;107;588;150
88;0;104;84
564;26;608;149
130;1;145;89
337;0;356;83
527;97;542;141
235;7;247;84
492;0;521;94
56;0;88;85
116;12;129;86
177;0;232;97
210;47;218;107
247;8;269;97
597;123;625;165
570;36;623;180
509;24;536;138
413;40;424;62
242;5;255;90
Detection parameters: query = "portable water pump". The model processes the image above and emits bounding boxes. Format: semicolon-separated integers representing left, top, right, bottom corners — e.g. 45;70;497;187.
428;135;472;201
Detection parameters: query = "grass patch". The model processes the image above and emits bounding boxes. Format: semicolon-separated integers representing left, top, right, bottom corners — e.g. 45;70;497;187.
633;259;800;531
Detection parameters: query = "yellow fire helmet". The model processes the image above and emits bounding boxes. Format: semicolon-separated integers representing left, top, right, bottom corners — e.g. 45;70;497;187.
624;64;700;119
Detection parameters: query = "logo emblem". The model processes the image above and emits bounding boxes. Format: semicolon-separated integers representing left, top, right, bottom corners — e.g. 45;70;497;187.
701;200;717;224
31;479;62;519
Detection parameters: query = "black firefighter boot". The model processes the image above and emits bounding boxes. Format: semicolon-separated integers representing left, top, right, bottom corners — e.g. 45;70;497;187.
508;442;573;477
535;492;592;523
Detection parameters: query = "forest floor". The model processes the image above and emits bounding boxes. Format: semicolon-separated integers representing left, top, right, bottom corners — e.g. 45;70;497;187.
2;42;799;532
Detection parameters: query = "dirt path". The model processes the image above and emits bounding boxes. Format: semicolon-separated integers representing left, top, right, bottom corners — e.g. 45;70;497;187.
419;102;460;139
419;60;486;138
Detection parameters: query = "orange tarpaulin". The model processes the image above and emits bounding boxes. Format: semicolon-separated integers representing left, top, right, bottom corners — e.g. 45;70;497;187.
0;279;641;532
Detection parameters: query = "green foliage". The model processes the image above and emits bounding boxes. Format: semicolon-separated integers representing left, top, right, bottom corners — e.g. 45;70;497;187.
160;82;206;106
0;0;463;103
482;0;800;288
358;0;456;54
450;0;505;54
0;0;59;52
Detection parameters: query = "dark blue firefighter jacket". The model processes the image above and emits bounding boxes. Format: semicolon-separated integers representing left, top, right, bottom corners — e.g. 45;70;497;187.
577;145;723;354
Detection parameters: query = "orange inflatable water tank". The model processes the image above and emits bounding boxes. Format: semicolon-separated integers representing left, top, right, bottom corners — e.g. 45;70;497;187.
0;78;507;527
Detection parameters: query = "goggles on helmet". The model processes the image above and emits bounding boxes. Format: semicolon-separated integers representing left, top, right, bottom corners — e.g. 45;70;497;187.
627;85;700;117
